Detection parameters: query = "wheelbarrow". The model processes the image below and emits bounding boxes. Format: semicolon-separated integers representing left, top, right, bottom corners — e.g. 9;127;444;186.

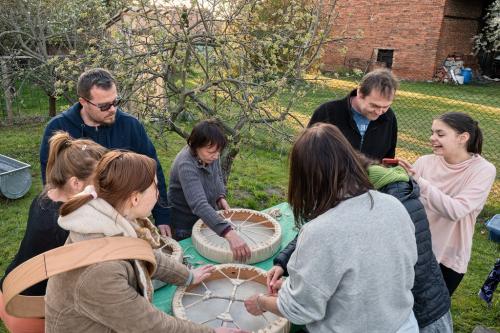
0;154;32;199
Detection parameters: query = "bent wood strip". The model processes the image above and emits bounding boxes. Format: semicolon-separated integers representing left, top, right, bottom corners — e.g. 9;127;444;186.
3;237;156;318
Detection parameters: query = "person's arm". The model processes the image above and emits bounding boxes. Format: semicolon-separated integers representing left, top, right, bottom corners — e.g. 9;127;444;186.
178;160;251;262
152;250;191;285
153;251;215;286
416;165;496;221
272;236;298;276
275;226;339;325
266;236;299;295
217;197;230;211
177;161;230;235
244;294;282;317
75;261;214;333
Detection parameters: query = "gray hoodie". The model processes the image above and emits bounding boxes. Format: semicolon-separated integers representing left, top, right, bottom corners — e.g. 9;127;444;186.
277;191;417;333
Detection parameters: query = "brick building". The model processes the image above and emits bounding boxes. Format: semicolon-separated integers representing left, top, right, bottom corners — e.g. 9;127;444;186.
322;0;492;80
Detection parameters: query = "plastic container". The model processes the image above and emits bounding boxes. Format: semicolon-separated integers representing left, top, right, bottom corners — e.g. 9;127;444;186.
485;214;500;243
461;68;472;84
455;75;464;85
0;154;32;199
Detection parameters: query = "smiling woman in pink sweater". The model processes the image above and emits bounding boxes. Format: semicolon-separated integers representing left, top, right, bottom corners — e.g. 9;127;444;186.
400;112;496;296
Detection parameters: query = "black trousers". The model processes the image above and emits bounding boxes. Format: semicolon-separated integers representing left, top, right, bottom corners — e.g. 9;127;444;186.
440;263;465;296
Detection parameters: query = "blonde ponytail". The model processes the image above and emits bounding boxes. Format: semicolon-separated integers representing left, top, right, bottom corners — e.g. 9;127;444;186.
45;131;107;189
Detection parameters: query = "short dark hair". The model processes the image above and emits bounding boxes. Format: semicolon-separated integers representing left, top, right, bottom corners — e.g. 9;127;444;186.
288;123;373;227
359;68;399;99
77;68;117;100
187;120;227;154
437;112;483;154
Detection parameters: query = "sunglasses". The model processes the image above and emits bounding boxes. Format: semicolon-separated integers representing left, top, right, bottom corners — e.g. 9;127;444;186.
81;96;122;112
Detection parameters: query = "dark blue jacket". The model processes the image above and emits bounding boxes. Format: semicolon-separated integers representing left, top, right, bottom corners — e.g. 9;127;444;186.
274;180;450;328
39;103;170;226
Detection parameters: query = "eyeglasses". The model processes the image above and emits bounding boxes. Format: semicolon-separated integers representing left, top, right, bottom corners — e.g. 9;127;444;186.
81;96;122;112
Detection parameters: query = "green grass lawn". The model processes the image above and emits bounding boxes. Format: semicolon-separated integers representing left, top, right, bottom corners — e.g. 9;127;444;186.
1;77;499;332
0;82;71;121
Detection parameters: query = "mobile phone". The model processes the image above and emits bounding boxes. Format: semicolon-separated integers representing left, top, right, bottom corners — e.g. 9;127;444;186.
382;158;399;167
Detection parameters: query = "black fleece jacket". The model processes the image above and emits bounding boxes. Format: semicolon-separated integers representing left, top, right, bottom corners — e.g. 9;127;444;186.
1;194;65;295
308;89;397;160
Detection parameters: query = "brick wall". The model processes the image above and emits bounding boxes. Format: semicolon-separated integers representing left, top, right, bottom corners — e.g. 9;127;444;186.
434;0;484;71
321;0;484;80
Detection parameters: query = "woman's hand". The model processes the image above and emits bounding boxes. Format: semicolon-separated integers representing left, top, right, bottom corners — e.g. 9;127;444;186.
218;197;230;212
398;159;419;180
267;266;284;294
224;230;251;262
191;265;216;285
244;294;265;316
158;224;172;237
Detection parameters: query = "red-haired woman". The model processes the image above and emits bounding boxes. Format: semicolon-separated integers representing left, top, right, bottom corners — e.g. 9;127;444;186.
45;151;244;333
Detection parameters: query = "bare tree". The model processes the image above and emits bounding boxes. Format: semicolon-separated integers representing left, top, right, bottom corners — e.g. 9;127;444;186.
0;0;122;117
56;0;342;180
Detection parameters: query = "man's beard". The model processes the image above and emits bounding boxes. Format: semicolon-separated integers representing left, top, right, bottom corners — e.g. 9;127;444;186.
99;114;116;125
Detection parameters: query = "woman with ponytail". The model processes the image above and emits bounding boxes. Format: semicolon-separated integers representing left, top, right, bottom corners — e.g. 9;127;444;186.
44;151;243;333
399;112;496;296
0;131;106;333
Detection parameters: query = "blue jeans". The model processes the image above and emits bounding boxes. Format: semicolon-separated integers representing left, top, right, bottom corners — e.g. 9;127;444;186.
419;311;453;333
396;311;419;333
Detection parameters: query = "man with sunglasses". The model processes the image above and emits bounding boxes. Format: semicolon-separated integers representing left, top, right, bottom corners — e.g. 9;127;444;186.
39;68;173;236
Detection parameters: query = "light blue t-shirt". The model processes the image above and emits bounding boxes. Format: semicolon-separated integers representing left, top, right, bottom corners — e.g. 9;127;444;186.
352;107;370;137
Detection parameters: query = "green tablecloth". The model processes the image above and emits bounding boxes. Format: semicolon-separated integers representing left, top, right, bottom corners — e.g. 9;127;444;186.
152;202;298;314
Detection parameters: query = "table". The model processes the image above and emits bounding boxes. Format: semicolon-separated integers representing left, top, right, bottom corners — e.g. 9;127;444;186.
152;202;298;315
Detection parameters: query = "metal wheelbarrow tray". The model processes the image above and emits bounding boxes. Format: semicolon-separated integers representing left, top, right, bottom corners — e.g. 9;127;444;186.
0;154;32;199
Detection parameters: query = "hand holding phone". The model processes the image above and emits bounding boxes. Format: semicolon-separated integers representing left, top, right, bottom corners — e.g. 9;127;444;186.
382;158;399;167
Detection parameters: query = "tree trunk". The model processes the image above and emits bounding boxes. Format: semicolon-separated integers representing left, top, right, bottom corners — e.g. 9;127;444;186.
48;94;56;117
0;59;14;124
220;145;240;185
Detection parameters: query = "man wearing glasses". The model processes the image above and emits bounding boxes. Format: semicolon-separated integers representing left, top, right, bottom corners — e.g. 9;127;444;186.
39;68;173;236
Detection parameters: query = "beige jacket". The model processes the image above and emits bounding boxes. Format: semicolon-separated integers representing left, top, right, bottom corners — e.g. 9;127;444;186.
45;197;214;333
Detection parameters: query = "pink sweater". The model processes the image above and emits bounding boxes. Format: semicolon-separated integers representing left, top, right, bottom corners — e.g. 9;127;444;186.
413;154;496;274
